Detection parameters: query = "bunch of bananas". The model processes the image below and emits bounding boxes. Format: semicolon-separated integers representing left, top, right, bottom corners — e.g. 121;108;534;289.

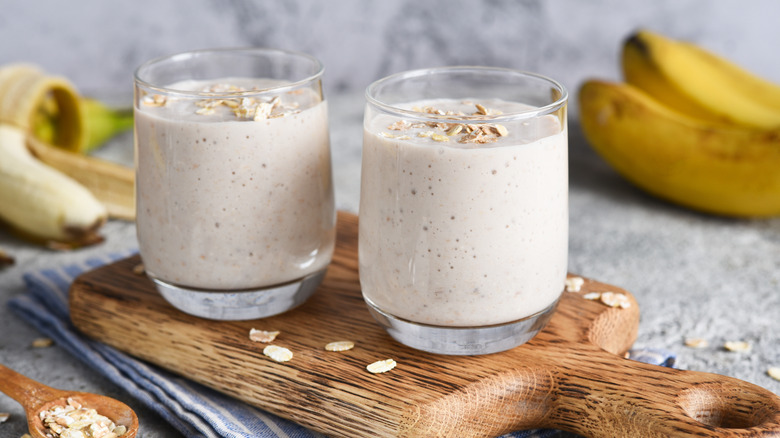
0;64;134;249
579;30;780;217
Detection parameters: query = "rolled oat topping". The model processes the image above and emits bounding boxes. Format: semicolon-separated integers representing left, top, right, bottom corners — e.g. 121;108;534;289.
384;103;510;145
144;84;301;120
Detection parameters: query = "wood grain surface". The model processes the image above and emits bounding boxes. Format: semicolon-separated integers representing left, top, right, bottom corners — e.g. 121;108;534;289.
70;212;780;437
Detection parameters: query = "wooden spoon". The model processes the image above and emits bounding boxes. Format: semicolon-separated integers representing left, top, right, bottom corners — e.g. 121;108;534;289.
0;363;138;437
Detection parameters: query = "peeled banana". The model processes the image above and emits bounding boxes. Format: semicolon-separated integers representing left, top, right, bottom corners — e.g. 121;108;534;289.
623;30;780;130
579;80;780;217
0;124;107;247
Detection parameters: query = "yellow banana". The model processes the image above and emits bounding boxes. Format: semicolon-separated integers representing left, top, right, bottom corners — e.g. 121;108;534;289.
0;124;107;247
622;30;780;130
578;80;780;217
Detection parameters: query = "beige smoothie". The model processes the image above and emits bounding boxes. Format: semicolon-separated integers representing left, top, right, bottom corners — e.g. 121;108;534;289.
135;79;335;291
359;99;567;327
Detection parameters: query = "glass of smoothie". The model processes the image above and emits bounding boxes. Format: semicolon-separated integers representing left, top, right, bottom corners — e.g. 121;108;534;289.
360;67;568;355
134;48;335;320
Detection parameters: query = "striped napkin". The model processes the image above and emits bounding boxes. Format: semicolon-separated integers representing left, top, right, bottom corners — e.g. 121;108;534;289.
7;253;675;438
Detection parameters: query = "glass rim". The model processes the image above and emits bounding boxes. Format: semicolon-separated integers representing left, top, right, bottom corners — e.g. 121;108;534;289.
133;47;324;98
365;66;568;123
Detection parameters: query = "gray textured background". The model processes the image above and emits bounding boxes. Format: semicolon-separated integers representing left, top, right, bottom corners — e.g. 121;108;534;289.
3;0;780;105
1;1;779;437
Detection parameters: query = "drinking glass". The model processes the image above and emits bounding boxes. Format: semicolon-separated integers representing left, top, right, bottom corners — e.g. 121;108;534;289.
359;67;568;354
134;48;335;320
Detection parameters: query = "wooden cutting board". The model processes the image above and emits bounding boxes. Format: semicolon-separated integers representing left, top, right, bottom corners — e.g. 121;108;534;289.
70;212;780;437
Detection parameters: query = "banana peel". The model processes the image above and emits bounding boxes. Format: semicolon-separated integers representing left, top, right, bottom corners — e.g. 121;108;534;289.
0;64;85;151
27;136;135;221
1;63;133;154
579;80;780;217
623;30;780;130
80;97;134;152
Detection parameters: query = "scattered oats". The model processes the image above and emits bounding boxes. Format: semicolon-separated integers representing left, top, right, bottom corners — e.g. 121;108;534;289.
418;131;434;138
249;329;280;343
495;124;509;137
263;345;293;363
768;367;780;382
0;412;8;423
446;125;463;136
723;341;751;352
325;341;355;352
431;133;450;142
599;291;631;309
379;132;396;138
132;264;145;275
474;103;488;115
684;338;709;349
367;358;396;374
32;337;54;348
582;292;602;301
397;135;411;140
565;276;585;292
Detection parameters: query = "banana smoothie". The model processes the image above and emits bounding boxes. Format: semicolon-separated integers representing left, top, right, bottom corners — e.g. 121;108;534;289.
135;78;335;291
359;98;568;327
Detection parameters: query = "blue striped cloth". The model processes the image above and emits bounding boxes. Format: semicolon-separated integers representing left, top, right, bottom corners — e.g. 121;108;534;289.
7;253;675;438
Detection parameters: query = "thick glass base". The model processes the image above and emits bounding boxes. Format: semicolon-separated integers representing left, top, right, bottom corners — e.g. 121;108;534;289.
364;297;559;355
151;269;327;321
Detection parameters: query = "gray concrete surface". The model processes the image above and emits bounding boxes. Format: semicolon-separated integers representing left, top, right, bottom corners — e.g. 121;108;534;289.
1;1;779;436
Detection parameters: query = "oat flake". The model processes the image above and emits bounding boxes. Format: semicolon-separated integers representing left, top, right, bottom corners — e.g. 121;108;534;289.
599;291;631;309
264;345;293;363
684;338;709;349
325;341;355;352
582;292;601;300
565;276;584;292
768;367;780;382
31;337;53;348
723;341;751;352
367;359;396;374
249;329;280;343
